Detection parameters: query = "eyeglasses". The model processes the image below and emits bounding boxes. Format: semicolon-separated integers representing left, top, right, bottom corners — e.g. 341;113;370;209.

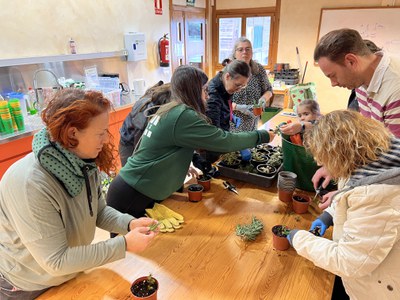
235;47;252;53
234;83;246;89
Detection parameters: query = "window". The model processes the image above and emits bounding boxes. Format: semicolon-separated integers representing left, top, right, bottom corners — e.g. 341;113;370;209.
218;18;241;63
213;8;279;73
246;17;271;66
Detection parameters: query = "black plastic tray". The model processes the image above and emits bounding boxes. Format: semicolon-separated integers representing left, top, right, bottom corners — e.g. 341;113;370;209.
216;162;282;188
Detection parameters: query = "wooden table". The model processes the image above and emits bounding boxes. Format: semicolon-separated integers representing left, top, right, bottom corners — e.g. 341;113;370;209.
38;111;334;300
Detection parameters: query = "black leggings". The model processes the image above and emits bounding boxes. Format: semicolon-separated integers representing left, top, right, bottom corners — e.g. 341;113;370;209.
106;175;155;218
0;274;49;300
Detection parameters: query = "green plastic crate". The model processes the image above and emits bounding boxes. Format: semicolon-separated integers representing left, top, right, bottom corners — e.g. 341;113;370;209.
261;107;282;123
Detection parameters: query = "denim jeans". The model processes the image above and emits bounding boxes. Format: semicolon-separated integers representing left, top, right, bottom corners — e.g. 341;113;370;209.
0;273;49;300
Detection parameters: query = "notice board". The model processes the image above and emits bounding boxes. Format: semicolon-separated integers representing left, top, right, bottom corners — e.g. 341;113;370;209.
318;7;400;58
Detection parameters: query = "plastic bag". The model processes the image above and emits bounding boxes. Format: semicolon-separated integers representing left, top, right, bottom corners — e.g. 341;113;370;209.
289;82;317;112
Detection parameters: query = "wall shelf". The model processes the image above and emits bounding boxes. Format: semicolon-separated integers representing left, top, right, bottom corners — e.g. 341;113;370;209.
0;50;128;68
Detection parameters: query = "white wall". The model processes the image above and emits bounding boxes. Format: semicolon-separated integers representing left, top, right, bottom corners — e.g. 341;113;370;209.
3;0;399;111
278;0;393;112
0;0;172;91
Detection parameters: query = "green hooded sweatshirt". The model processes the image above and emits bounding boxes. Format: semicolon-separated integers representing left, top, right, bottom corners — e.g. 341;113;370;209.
119;104;271;200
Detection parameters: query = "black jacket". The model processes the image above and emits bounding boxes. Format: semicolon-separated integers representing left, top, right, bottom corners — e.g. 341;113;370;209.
119;96;158;148
206;73;231;131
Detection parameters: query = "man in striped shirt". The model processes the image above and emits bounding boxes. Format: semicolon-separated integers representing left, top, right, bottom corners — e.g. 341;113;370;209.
314;28;400;137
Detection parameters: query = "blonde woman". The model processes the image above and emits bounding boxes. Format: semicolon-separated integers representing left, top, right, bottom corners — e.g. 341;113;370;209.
287;110;400;300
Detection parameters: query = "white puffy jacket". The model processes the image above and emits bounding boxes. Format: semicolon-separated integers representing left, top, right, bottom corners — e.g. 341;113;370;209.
292;168;400;300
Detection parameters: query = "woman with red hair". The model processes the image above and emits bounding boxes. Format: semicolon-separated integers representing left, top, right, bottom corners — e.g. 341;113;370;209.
0;89;157;300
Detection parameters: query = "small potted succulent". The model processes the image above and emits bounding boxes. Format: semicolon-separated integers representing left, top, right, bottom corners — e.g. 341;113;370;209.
267;151;283;168
220;152;241;169
255;144;271;155
187;183;204;202
271;224;290;251
250;151;269;167
197;174;212;191
256;164;277;177
252;100;263;116
130;274;158;300
292;193;311;214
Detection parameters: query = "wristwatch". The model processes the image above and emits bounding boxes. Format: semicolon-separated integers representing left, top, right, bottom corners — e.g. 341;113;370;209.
300;122;305;133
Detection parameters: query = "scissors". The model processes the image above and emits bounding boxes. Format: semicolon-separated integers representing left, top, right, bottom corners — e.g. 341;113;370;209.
312;184;322;202
313;180;330;202
223;181;239;195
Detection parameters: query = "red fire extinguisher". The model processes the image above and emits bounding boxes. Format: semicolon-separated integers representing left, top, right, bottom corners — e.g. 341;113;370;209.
158;34;170;67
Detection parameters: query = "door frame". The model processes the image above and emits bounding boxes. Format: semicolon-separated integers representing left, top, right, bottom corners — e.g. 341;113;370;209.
169;3;209;75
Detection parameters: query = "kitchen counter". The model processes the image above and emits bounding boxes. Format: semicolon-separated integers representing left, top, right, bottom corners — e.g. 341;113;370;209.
0;103;134;179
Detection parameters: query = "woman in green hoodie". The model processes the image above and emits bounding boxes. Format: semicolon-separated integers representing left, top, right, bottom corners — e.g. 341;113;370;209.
107;65;275;218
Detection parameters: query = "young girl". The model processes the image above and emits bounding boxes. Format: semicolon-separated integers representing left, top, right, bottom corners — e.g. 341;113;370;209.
280;99;321;145
297;99;321;124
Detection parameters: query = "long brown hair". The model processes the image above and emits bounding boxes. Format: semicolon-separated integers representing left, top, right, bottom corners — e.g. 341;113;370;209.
157;65;208;116
41;89;117;175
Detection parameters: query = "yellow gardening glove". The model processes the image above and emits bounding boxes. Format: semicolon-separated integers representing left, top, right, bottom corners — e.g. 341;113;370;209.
153;203;184;230
145;207;174;233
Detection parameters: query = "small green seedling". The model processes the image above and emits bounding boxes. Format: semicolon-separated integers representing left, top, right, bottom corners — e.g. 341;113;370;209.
148;222;159;233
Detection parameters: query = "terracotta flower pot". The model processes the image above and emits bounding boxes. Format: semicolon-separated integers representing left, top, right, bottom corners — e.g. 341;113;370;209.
197;174;212;191
271;225;290;251
292;194;311;214
278;189;293;203
130;276;159;300
253;106;263;116
187;184;204;202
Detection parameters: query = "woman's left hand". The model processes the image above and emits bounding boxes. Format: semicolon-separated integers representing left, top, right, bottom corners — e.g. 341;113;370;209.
129;217;156;231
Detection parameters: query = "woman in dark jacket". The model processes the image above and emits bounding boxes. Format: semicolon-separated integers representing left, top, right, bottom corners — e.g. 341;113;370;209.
203;59;251;164
206;59;250;131
119;81;171;166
